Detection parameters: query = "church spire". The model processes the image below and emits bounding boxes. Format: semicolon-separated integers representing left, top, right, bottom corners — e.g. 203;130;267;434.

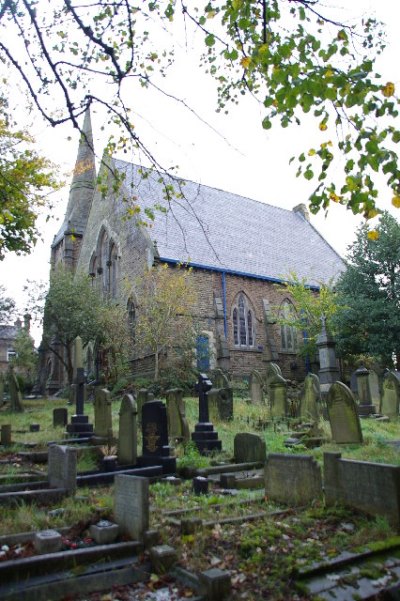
51;107;96;268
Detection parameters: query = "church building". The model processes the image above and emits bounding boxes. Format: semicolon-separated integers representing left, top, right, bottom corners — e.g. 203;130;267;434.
46;109;345;389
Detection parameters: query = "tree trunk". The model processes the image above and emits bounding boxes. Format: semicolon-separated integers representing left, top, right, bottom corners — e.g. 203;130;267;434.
154;350;159;381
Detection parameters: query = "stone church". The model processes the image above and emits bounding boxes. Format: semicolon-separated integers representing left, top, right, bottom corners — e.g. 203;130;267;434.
45;109;345;389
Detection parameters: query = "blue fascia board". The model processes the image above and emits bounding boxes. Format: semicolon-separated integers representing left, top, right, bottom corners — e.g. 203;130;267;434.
157;256;320;291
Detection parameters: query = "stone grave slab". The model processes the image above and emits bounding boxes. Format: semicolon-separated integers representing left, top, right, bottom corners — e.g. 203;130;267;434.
114;475;149;540
326;382;363;444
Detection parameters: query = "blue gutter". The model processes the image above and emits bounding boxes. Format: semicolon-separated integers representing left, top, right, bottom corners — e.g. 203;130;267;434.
157;256;320;291
222;271;228;338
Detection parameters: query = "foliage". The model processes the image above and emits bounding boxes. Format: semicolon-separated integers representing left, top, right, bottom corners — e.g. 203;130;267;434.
42;267;105;384
0;101;60;259
0;2;399;218
275;273;338;359
0;284;15;323
95;302;132;386
134;264;197;381
333;212;400;367
10;326;37;391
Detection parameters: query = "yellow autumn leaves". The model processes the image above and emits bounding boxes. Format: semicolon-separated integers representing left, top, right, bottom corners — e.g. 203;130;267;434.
382;82;395;97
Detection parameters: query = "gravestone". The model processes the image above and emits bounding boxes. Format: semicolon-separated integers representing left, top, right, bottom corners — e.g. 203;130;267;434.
369;369;381;408
114;475;149;540
7;366;24;412
94;387;113;438
138;400;176;473
326;382;363;444
355;365;375;416
136;388;150;427
66;336;93;437
191;374;222;454
234;433;266;464
212;368;231;390
250;370;264;404
269;375;288;418
1;424;12;446
208;387;234;421
300;373;320;420
48;445;77;494
381;371;400;420
265;453;322;505
316;317;340;394
53;407;68;427
166;388;190;443
117;394;138;465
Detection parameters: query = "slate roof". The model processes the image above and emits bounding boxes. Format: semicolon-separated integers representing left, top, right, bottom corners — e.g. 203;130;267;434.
115;160;345;287
0;325;18;341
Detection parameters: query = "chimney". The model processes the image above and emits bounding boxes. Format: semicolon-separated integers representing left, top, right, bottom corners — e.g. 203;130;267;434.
24;313;31;332
293;203;310;222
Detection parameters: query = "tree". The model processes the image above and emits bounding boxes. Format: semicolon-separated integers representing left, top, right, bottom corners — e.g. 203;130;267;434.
95;302;132;387
0;2;399;218
134;264;197;381
333;212;400;367
11;326;37;391
275;272;338;360
0;102;60;259
42;267;104;384
0;284;15;323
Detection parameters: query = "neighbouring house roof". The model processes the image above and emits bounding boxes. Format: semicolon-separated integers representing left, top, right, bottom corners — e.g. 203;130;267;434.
114;160;345;287
0;324;18;341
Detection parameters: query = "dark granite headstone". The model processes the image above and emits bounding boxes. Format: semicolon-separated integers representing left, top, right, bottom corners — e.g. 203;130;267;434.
191;374;222;455
53;408;68;427
137;400;176;474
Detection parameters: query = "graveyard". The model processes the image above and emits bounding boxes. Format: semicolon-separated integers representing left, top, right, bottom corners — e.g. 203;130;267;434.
0;365;400;601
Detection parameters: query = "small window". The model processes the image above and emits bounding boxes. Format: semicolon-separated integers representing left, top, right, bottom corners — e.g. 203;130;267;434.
7;350;17;362
232;293;255;348
280;300;298;352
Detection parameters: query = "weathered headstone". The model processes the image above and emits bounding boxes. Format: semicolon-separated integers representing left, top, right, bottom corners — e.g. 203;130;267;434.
166;388;190;443
250;370;264;404
136;388;150;427
114;475;149;540
265;453;322;505
117;394;137;465
7;366;24;412
269;375;288;418
48;445;77;494
381;371;400;420
94;387;113;438
300;373;320;420
369;369;381;408
234;433;266;464
326;382;363;444
212;368;231;390
1;424;12;446
316;317;340;395
53;407;68;427
139;399;176;473
66;336;93;437
208;387;234;421
355;365;375;415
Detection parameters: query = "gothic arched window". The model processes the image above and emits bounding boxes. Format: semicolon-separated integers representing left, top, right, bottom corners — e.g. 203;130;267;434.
280;300;298;352
232;293;255;348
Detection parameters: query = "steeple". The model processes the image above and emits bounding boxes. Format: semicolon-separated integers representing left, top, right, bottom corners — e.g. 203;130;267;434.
51;107;96;269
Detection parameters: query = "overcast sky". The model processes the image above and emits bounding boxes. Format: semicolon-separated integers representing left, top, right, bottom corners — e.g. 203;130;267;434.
1;0;399;345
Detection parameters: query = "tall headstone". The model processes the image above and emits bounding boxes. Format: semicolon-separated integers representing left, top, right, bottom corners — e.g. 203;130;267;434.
114;475;149;540
300;373;321;420
138;400;176;473
166;388;190;443
355;365;375;416
316;317;340;395
66;336;93;438
191;374;222;454
369;369;381;408
48;445;77;494
94;387;113;438
381;371;400;420
7;366;24;412
327;382;363;444
250;370;264;404
136;388;150;427
117;394;137;465
266;365;287;418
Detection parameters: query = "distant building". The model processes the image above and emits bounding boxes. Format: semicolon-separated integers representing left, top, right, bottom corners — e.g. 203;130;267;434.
0;315;31;375
43;109;345;390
